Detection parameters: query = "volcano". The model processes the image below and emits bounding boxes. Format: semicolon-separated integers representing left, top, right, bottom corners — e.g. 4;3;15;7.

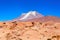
12;11;44;21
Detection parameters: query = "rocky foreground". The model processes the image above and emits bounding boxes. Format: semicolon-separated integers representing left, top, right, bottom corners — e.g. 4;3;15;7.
0;18;60;40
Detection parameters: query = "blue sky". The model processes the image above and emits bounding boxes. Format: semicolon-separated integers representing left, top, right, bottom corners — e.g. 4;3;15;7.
0;0;60;21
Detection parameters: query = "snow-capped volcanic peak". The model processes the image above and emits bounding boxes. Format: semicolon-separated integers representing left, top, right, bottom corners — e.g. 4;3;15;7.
28;11;37;16
19;11;44;20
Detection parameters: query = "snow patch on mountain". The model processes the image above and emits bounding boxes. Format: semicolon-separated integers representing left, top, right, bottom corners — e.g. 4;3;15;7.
19;11;44;20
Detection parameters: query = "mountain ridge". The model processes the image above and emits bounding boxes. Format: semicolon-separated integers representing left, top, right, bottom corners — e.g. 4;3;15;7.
1;11;60;22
